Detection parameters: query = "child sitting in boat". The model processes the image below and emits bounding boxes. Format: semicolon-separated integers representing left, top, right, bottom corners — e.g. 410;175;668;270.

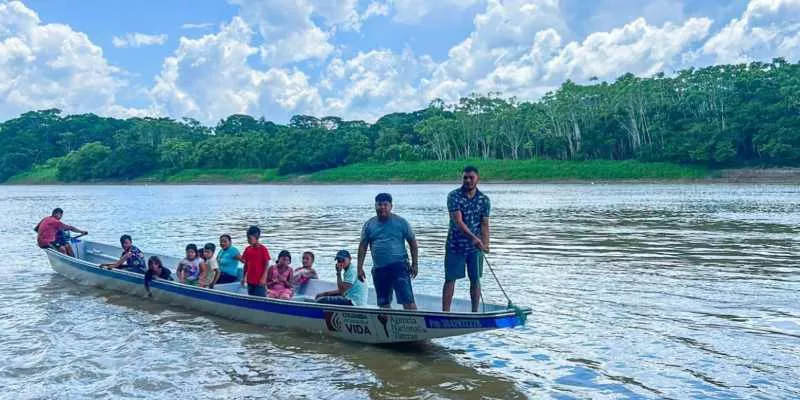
314;250;367;306
291;251;318;286
266;250;294;300
177;243;202;286
200;242;220;288
144;256;173;291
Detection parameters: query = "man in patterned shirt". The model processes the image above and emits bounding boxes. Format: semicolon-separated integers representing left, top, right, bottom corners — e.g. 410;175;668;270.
443;166;490;312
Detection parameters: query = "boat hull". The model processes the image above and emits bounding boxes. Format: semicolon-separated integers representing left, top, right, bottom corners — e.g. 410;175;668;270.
45;243;529;344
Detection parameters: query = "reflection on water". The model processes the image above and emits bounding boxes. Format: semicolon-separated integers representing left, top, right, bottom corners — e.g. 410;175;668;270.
0;184;798;399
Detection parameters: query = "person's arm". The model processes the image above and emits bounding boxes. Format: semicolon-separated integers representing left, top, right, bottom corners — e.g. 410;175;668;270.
408;239;419;278
357;222;369;282
357;241;368;282
315;267;353;298
405;219;419;278
199;261;208;287
481;217;490;253
103;251;130;269
211;268;220;286
284;269;294;288
335;269;353;294
452;210;485;250
68;225;88;235
481;196;491;253
259;257;269;286
240;250;248;286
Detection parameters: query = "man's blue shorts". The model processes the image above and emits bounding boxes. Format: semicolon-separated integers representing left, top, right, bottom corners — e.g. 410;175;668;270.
371;262;415;306
444;249;483;284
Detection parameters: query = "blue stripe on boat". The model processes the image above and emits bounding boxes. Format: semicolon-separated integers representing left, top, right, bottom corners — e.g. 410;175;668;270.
65;257;325;319
424;314;519;329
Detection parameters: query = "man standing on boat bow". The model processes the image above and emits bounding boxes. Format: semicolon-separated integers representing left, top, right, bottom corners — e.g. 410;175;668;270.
442;166;491;312
358;193;419;310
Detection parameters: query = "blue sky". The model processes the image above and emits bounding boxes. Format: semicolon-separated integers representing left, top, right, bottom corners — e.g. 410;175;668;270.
1;0;798;124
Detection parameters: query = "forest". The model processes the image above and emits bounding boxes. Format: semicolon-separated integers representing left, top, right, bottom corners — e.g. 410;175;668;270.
1;59;798;182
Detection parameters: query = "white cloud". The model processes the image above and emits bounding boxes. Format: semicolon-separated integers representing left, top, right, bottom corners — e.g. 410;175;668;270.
390;0;483;24
0;1;144;121
546;17;712;80
149;16;322;124
429;0;566;93
180;22;215;30
229;0;377;66
702;0;800;63
111;32;168;48
362;1;390;20
320;48;437;121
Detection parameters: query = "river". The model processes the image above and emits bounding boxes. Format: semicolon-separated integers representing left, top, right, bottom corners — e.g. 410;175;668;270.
0;184;798;399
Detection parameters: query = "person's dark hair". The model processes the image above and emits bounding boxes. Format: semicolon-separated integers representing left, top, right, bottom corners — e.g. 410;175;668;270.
204;243;216;253
375;193;392;203
186;243;198;253
52;208;64;216
246;226;261;238
119;234;132;246
463;165;479;175
278;250;291;261
148;256;163;268
220;234;232;242
303;251;315;262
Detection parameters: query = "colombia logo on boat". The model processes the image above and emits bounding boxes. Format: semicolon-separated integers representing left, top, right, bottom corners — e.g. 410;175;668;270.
324;311;373;336
324;311;344;332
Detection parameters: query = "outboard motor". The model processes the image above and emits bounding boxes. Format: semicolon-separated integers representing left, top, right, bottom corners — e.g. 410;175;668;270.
69;235;85;260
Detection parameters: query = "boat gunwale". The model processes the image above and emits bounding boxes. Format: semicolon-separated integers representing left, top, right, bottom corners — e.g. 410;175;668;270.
45;247;532;319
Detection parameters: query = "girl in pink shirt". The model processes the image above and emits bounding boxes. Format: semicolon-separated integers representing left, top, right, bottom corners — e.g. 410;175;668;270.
267;250;294;300
292;251;319;286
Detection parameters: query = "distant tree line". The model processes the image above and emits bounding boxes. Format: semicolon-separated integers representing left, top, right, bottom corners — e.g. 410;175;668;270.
1;59;798;182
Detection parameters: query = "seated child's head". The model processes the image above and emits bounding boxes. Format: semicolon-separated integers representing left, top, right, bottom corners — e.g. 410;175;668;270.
148;256;163;271
335;250;351;267
246;226;261;245
185;243;198;260
203;243;216;259
277;250;291;267
302;251;315;268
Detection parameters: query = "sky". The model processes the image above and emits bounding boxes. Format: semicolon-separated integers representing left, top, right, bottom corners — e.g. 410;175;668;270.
1;0;798;124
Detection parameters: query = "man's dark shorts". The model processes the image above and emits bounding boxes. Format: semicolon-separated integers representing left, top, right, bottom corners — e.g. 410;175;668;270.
371;261;415;306
445;249;483;284
48;235;69;250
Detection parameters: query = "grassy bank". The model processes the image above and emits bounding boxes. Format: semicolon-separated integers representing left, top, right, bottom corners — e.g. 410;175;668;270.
6;159;713;184
136;168;284;183
5;165;59;184
305;159;712;182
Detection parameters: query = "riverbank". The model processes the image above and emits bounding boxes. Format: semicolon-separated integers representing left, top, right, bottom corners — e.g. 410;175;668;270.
5;159;798;185
5;160;712;184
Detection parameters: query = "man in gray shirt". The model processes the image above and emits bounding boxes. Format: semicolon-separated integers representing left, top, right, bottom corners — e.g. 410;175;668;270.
357;193;419;310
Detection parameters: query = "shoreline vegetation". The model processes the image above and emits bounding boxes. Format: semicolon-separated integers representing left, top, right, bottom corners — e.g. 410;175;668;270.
6;160;799;185
1;60;798;187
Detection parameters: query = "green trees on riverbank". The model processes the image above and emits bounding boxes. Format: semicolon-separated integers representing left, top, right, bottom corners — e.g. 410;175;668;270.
1;59;798;182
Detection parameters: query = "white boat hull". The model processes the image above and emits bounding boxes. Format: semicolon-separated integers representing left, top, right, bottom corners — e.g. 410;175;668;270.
45;240;530;344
